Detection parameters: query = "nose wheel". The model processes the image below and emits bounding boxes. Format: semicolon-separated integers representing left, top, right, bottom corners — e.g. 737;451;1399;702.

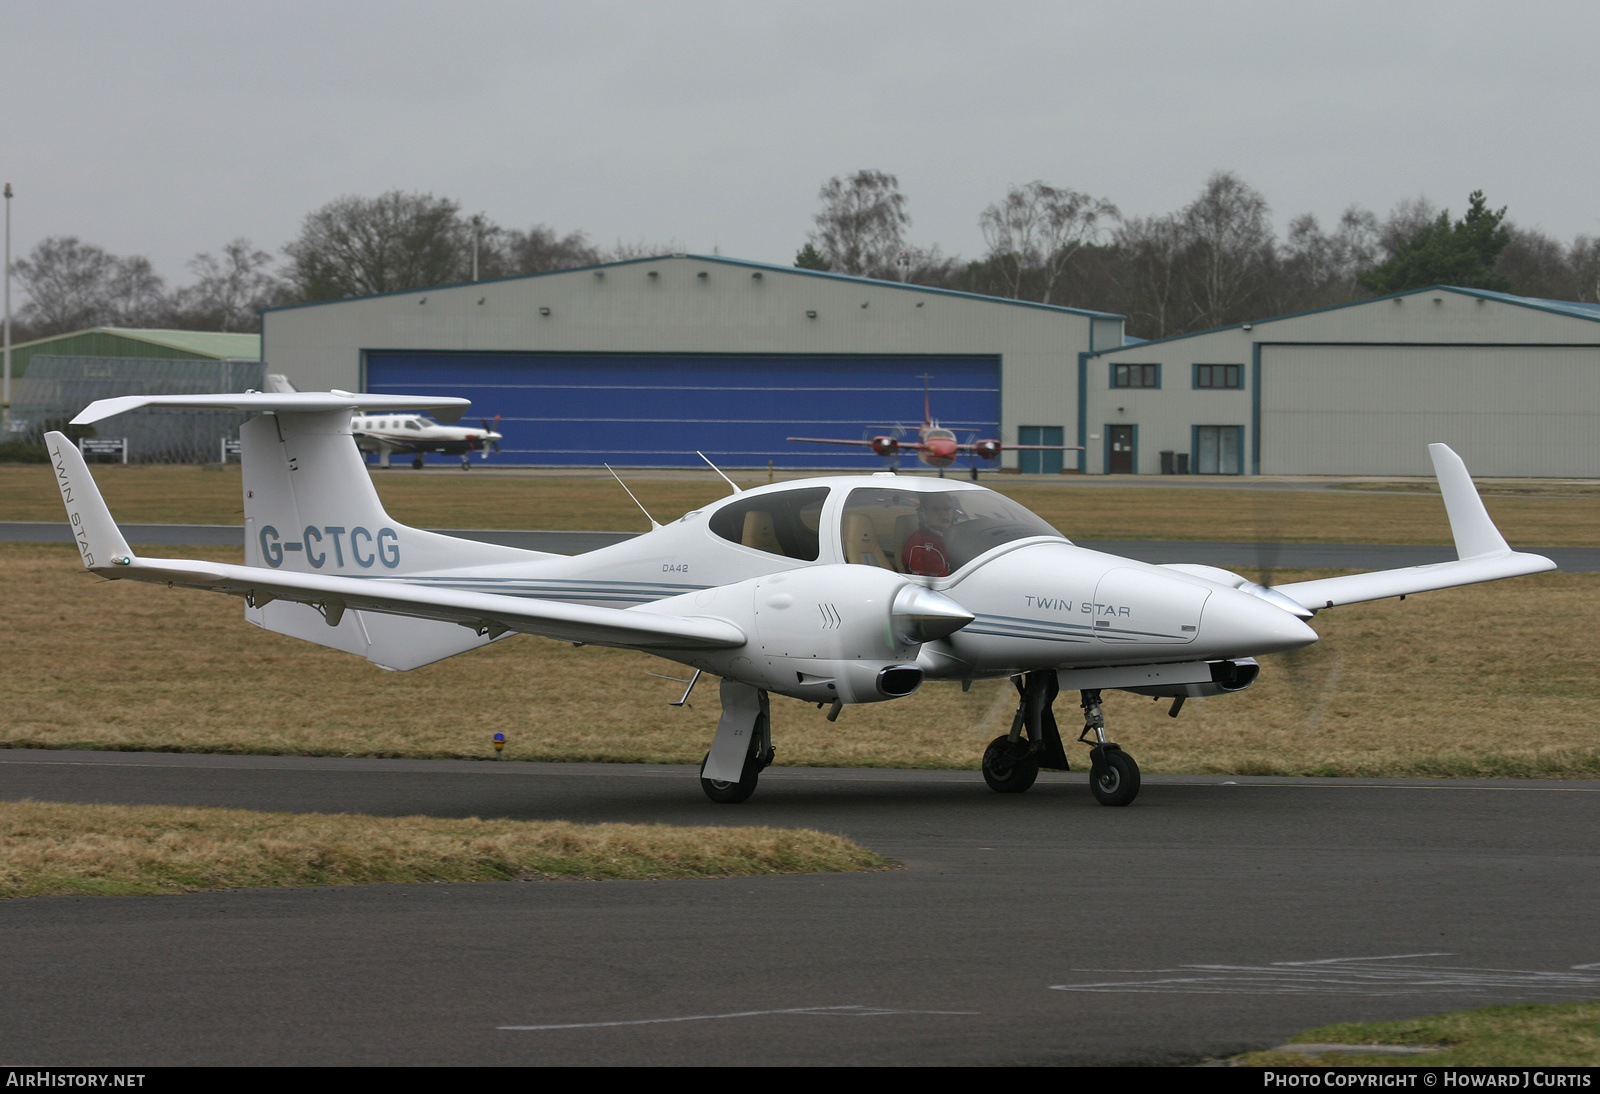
1079;689;1140;806
1088;745;1140;806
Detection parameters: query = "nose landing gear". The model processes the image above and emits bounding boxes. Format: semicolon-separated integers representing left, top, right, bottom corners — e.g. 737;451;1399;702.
1078;689;1140;807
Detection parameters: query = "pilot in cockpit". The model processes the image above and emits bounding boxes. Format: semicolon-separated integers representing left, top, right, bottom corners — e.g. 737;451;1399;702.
901;494;960;576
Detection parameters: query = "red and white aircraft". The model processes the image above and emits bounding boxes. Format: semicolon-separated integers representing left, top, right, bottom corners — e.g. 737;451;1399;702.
788;375;1080;478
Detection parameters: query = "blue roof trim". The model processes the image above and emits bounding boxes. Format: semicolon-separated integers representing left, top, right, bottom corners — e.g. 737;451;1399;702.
259;253;1126;321
1085;285;1600;358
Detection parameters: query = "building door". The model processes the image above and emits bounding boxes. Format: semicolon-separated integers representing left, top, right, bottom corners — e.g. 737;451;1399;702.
1195;425;1243;474
1017;425;1064;474
1108;425;1135;474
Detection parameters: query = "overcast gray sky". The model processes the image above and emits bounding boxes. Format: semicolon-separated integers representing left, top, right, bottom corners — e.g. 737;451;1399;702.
4;0;1596;288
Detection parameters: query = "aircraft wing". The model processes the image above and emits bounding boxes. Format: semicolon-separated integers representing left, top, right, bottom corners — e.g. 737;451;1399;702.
786;437;879;447
1269;444;1556;611
46;432;744;652
102;556;746;650
989;444;1086;451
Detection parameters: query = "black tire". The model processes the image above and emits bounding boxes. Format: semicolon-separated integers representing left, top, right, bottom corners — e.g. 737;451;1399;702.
982;735;1039;793
699;751;760;804
411;455;424;470
1089;749;1140;806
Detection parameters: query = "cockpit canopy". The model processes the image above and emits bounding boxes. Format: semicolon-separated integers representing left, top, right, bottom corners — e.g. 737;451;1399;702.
706;481;1064;574
839;486;1064;575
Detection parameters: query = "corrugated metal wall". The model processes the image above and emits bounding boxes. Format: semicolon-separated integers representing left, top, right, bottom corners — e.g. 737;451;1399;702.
1260;344;1600;476
11;355;264;463
365;352;1001;468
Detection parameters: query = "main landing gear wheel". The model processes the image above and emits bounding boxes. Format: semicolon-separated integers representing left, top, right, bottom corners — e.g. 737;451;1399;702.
981;735;1040;793
411;455;425;470
1089;746;1140;807
699;734;772;804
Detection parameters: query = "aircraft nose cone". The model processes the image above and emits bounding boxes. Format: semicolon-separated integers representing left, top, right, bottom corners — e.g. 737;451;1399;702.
1204;586;1318;656
892;584;975;644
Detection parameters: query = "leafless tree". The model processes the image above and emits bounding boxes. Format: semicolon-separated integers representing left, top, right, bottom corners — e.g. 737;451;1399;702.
808;170;910;278
11;236;172;336
979;181;1118;302
1569;236;1600;304
1377;196;1440;262
502;226;603;274
170;239;284;331
283;191;471;301
1182;171;1275;329
606;237;686;261
1279;206;1380;310
1112;214;1189;339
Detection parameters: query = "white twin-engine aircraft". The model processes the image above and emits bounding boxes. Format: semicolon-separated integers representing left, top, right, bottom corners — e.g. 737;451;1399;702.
49;391;1555;807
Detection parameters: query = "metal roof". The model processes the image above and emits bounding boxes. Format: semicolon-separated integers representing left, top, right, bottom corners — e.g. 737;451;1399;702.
8;327;260;360
259;253;1126;321
95;328;261;359
1086;285;1600;356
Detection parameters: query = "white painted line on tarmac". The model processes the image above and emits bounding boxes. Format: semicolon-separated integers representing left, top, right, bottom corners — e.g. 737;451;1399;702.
498;1004;978;1031
1051;954;1600;996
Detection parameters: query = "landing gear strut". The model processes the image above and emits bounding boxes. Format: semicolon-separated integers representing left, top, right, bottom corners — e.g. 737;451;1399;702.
699;680;774;804
1078;689;1140;807
982;671;1070;793
460;453;472;470
981;675;1141;805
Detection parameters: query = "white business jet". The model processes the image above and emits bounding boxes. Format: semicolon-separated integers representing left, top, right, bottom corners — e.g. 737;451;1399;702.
47;390;1554;806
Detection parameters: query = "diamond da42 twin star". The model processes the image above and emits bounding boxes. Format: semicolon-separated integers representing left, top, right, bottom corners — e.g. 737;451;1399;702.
48;390;1555;805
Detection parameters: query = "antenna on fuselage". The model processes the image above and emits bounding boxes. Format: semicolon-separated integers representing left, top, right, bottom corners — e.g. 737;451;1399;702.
696;451;743;495
604;464;662;530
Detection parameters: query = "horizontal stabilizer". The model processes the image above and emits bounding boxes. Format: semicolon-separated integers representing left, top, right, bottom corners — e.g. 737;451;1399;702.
71;390;470;426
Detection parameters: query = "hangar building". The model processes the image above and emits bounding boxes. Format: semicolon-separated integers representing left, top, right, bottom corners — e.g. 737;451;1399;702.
260;255;1125;469
1082;287;1600;478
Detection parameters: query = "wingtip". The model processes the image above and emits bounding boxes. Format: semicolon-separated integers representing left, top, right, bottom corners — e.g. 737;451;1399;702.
44;432;134;569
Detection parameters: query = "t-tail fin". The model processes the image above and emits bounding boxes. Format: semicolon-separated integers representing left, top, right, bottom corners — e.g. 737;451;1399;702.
238;409;535;576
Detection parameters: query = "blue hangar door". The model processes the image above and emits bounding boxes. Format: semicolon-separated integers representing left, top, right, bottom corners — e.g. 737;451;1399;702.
364;353;1001;468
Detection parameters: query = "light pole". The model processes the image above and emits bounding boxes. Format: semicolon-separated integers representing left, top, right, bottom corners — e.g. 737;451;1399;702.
3;182;12;438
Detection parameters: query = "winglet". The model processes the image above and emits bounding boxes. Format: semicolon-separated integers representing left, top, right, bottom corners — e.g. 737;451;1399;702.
1429;443;1511;560
44;432;134;571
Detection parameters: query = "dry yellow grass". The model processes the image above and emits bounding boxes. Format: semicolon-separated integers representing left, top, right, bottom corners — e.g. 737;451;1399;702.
2;462;1592;545
1232;1002;1600;1067
0;799;890;899
4;542;1596;777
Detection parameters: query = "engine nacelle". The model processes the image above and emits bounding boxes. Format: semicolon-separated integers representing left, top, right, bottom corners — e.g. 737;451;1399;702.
1121;658;1261;699
869;436;900;457
639;564;972;705
973;439;1002;461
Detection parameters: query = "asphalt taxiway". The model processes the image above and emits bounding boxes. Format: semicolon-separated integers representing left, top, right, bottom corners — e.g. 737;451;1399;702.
2;750;1597;1066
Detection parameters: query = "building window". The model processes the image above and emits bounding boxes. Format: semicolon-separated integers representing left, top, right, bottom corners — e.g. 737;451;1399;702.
1193;364;1242;389
1194;426;1244;475
1112;363;1160;388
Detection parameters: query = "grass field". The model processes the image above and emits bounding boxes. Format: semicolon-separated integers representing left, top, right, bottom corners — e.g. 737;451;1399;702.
0;799;890;899
5;539;1596;777
3;462;1593;545
1231;1002;1600;1067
